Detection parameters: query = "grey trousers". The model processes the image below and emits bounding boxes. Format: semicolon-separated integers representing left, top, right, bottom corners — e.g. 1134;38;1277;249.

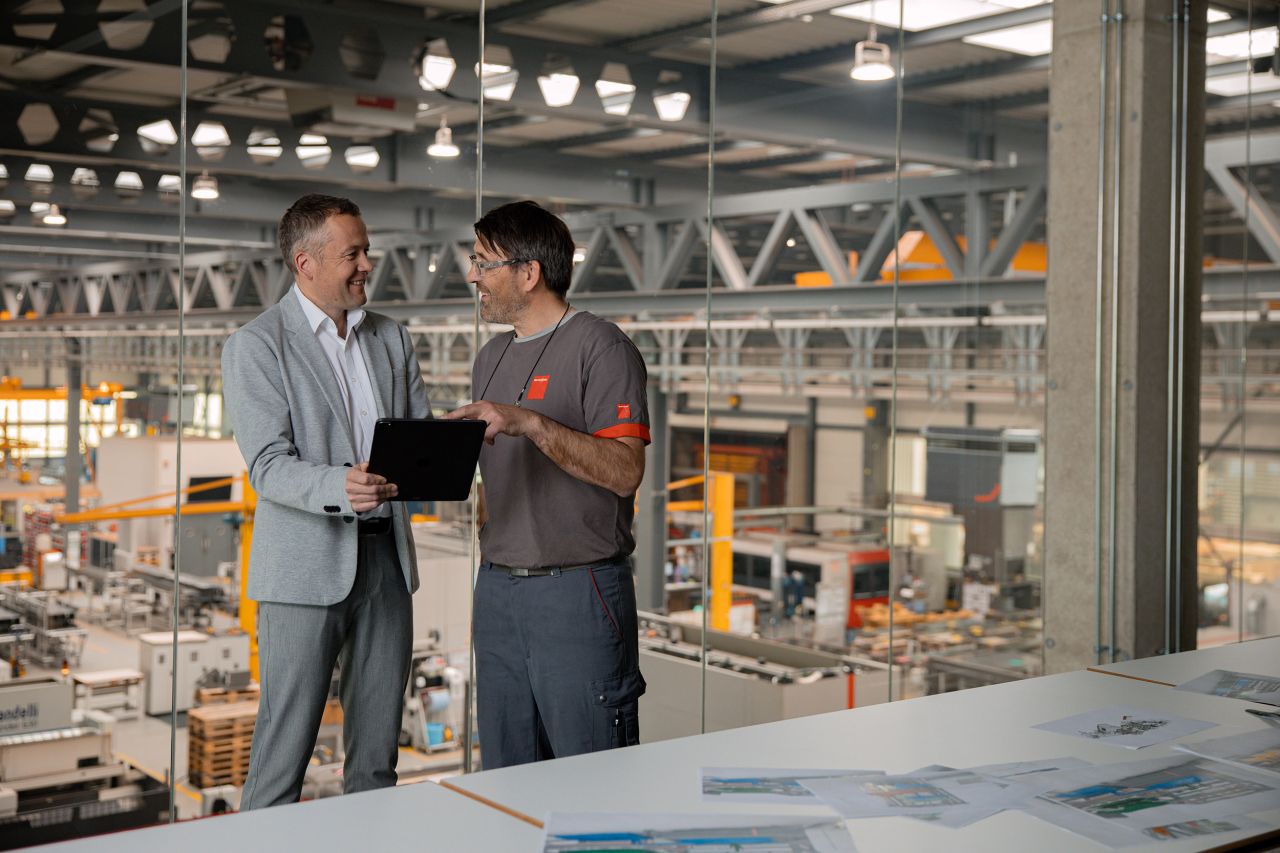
473;560;645;770
239;529;412;809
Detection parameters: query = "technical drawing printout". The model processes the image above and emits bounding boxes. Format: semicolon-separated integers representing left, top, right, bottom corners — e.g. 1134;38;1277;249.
1032;705;1216;749
700;767;882;805
799;768;1039;821
1025;755;1280;847
1176;670;1280;706
897;758;1095;829
540;813;858;853
1175;729;1280;780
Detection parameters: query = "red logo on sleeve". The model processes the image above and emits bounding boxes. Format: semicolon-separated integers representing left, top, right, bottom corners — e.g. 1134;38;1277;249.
527;375;550;400
617;403;631;419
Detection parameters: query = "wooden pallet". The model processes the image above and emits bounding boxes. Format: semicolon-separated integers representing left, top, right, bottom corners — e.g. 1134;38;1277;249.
188;700;258;790
195;685;260;706
188;700;258;735
190;767;250;788
189;735;252;756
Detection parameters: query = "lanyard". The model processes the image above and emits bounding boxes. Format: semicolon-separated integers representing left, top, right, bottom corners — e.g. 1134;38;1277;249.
478;303;572;406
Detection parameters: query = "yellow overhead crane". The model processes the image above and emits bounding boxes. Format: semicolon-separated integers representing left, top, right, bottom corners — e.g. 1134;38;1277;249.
667;471;735;632
0;377;126;481
56;473;260;679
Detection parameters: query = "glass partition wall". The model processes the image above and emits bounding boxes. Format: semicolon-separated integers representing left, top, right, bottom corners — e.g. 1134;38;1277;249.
3;0;1280;845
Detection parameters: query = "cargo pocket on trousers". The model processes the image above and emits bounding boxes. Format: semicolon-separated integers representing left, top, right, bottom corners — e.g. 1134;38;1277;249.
590;669;646;750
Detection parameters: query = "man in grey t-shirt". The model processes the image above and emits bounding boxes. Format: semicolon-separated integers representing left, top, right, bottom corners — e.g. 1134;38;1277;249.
445;201;649;769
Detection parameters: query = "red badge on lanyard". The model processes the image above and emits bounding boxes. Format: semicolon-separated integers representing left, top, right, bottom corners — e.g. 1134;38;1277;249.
527;375;550;400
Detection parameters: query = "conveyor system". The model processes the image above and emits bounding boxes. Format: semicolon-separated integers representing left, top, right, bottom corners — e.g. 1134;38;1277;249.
129;564;229;629
0;588;85;668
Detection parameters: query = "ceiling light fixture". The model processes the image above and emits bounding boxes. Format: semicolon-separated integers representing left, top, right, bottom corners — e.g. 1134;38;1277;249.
42;204;66;226
962;19;1053;55
192;171;219;200
851;1;896;82
419;49;457;91
427;118;460;158
596;78;636;115
538;71;580;107
653;90;692;122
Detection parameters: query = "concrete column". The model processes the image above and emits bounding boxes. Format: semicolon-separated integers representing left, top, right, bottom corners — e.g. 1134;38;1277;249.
634;384;669;612
1044;0;1204;671
784;420;810;532
65;339;82;515
861;400;890;511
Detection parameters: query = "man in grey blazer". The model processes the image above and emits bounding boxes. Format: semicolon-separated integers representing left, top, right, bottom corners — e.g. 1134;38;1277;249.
221;194;430;808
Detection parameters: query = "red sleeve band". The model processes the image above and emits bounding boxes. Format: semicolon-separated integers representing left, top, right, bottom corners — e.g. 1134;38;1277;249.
593;423;652;443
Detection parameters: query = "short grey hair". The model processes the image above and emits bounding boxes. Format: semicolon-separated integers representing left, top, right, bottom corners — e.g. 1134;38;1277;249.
278;194;362;274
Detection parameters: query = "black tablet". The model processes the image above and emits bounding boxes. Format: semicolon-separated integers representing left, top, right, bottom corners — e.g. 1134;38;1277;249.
367;418;486;501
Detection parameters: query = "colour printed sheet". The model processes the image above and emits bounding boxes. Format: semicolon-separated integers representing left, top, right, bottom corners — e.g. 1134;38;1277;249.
1175;670;1280;706
540;813;858;853
1025;755;1280;847
700;767;882;805
799;767;1042;823
891;758;1092;829
1031;705;1216;750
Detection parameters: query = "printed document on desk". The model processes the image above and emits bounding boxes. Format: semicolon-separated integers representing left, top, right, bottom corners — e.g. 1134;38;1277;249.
540;813;858;853
1026;754;1280;847
1176;670;1280;706
800;768;1041;823
1032;705;1216;749
1175;729;1280;780
700;767;882;806
891;758;1090;829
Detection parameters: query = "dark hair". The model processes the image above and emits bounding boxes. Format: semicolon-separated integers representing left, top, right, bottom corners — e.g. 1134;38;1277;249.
474;201;574;297
278;194;362;273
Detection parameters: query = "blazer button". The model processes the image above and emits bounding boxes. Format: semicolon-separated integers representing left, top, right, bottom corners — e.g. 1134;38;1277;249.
343;462;353;468
343;516;355;523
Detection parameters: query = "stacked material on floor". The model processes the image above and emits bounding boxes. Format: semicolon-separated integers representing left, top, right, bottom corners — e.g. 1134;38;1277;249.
188;700;256;789
194;685;260;706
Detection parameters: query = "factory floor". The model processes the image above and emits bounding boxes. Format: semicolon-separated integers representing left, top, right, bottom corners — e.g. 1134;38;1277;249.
30;593;455;820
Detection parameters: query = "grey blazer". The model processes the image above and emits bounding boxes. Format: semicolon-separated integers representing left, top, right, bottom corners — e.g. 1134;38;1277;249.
221;292;431;605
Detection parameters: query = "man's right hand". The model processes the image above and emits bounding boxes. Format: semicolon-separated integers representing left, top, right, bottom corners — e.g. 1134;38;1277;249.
346;462;397;512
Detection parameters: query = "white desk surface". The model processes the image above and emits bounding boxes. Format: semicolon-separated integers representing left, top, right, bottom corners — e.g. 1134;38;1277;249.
1088;636;1280;687
448;669;1280;852
27;780;542;853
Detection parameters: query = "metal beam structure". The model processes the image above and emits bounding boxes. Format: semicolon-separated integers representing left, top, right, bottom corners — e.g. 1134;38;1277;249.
740;10;1265;85
9;127;1280;317
483;0;597;26
614;0;865;54
1;161;1051;318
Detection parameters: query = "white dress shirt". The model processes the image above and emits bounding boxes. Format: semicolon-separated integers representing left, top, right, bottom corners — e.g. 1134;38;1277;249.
293;285;389;519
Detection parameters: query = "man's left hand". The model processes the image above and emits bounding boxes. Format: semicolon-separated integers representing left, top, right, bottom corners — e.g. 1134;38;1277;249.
444;401;536;444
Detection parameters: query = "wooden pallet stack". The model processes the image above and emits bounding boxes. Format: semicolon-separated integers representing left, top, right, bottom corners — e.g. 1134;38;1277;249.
188;700;257;789
194;684;260;706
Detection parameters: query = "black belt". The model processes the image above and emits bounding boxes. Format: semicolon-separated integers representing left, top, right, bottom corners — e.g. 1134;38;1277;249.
486;557;621;578
357;516;392;536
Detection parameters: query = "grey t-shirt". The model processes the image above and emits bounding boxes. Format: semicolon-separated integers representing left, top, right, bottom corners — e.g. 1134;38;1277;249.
473;310;650;568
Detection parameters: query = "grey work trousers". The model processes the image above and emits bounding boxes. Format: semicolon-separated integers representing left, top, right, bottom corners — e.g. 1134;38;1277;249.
239;529;412;809
473;560;645;770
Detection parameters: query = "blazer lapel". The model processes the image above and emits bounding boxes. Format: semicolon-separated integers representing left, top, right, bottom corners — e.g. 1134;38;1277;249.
358;321;394;418
281;294;357;458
